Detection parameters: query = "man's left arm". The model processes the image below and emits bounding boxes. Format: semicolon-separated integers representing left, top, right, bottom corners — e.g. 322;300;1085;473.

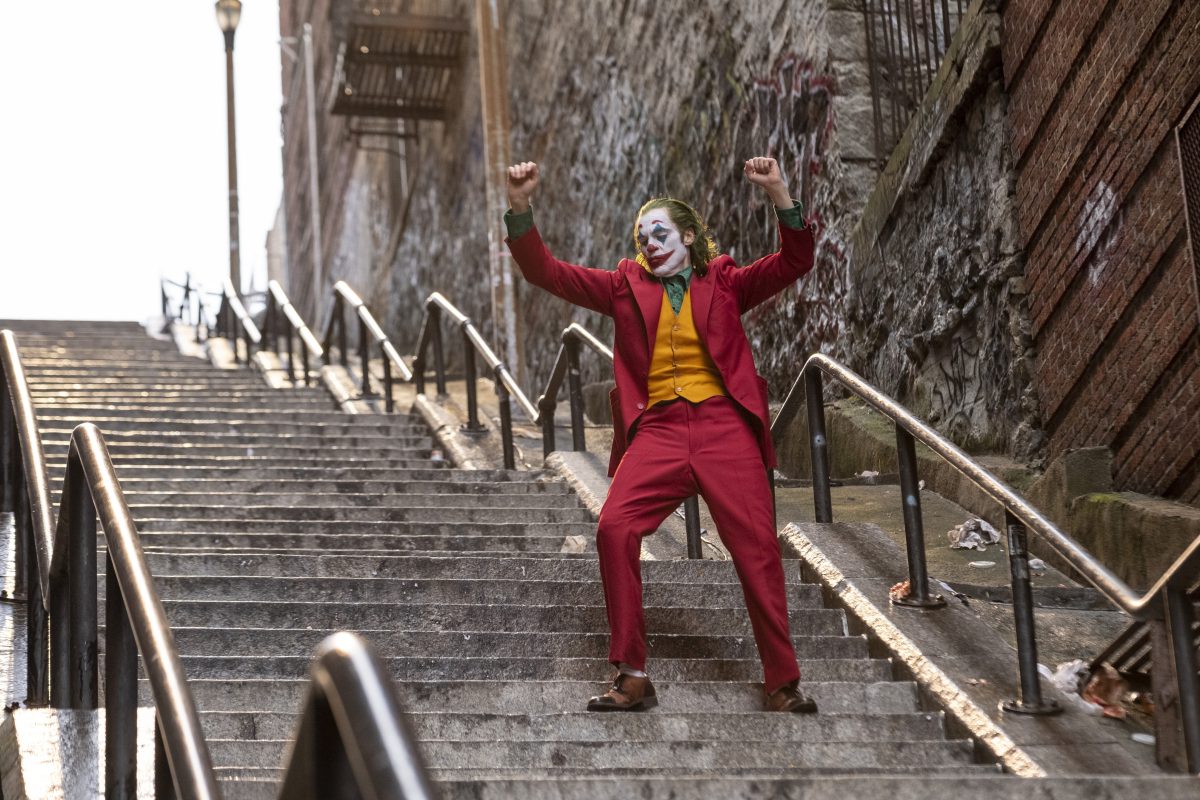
729;157;816;312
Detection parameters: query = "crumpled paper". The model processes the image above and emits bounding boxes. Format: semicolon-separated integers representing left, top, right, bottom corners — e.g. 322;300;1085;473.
948;518;1001;551
1082;662;1130;719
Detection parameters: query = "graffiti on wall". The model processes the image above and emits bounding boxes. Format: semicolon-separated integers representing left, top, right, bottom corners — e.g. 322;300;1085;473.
694;53;853;387
1074;180;1124;288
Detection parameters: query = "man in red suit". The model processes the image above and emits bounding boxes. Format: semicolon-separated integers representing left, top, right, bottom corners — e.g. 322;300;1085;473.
504;157;817;713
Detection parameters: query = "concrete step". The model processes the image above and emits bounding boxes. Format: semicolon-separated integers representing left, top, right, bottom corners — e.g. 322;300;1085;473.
140;546;600;559
59;465;536;482
119;491;578;509
143;576;822;607
154;602;828;634
32;407;385;422
41;435;434;452
195;709;946;742
122;529;595;552
138;553;796;581
169;654;892;683
124;504;593;524
36;418;425;435
220;769;1050;800
109;478;571;496
201;737;973;771
156;679;923;715
29;393;334;406
161;628;862;659
51;453;441;469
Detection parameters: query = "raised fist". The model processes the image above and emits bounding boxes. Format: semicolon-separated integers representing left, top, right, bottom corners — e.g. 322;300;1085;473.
743;156;784;189
743;156;792;207
506;161;539;213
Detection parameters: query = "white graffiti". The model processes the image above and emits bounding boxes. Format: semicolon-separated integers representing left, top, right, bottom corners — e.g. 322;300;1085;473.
1074;180;1123;287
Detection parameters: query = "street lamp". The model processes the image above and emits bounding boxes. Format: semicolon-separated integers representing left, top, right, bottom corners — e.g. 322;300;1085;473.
216;0;242;292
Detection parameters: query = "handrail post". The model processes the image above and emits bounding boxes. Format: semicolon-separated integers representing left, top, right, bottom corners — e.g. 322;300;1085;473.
496;377;516;470
383;354;395;413
1001;511;1061;715
24;471;48;704
301;339;311;387
0;384;13;512
1165;585;1200;772
154;719;175;800
262;296;274;346
461;328;485;433
892;426;945;608
105;553;137;798
359;317;374;397
322;296;337;367
67;458;98;710
431;308;448;398
804;368;833;523
539;395;557;458
338;304;350;369
285;326;296;384
566;337;587;452
182;272;192;325
684;496;703;559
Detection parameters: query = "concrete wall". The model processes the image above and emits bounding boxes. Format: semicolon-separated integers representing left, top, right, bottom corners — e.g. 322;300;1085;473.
275;0;1054;467
1002;0;1200;503
277;0;885;394
843;1;1040;457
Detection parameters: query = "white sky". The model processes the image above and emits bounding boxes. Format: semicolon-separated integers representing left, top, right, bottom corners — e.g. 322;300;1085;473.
0;2;283;321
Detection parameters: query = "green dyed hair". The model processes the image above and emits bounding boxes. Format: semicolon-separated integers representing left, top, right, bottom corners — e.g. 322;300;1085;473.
633;198;720;276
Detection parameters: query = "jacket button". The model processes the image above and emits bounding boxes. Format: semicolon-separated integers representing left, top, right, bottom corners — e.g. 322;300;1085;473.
636;402;645;409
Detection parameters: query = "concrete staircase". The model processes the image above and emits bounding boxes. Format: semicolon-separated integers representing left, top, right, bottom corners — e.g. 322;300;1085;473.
4;319;996;798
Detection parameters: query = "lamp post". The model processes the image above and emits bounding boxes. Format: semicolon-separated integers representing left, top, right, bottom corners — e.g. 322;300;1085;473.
216;0;242;292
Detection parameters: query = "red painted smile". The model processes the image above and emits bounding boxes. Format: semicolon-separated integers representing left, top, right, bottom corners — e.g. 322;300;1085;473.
649;253;670;268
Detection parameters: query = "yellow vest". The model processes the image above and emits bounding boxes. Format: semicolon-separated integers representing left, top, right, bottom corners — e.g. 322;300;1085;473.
646;289;727;407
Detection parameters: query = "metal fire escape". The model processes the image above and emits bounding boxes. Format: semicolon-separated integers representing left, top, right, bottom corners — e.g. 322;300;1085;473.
330;9;469;154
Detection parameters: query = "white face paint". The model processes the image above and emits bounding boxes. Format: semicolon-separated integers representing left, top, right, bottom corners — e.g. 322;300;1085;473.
636;212;692;277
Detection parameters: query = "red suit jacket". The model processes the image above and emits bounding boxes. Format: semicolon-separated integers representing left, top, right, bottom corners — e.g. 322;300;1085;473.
507;223;815;476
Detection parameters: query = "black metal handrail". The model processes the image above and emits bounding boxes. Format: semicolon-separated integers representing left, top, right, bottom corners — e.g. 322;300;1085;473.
51;424;222;798
277;632;437;800
161;274;198;325
262;280;325;387
3;332;221;797
773;353;1200;768
1;330;54;704
412;292;537;470
215;277;262;365
321;281;414;413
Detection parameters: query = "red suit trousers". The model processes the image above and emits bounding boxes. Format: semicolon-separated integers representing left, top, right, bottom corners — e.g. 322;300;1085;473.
595;395;801;693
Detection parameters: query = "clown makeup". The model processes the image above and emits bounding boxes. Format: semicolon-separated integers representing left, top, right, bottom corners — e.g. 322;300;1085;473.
636;212;693;277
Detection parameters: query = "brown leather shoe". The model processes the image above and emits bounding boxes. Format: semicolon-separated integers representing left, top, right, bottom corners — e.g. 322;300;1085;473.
765;680;818;713
586;673;658;712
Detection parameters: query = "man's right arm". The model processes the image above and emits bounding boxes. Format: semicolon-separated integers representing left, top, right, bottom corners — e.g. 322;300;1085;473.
504;214;618;317
504;161;618;316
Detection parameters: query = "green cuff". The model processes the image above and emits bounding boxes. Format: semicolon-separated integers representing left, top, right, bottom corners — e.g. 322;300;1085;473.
774;200;806;230
504;207;535;240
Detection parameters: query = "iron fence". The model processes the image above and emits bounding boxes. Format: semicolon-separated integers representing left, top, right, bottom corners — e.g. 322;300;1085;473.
861;0;966;162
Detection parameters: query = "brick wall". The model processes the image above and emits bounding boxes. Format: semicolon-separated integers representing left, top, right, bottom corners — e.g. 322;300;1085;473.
1002;0;1200;503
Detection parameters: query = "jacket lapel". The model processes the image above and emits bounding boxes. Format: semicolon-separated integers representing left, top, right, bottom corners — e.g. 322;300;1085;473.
629;269;664;358
689;268;714;347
